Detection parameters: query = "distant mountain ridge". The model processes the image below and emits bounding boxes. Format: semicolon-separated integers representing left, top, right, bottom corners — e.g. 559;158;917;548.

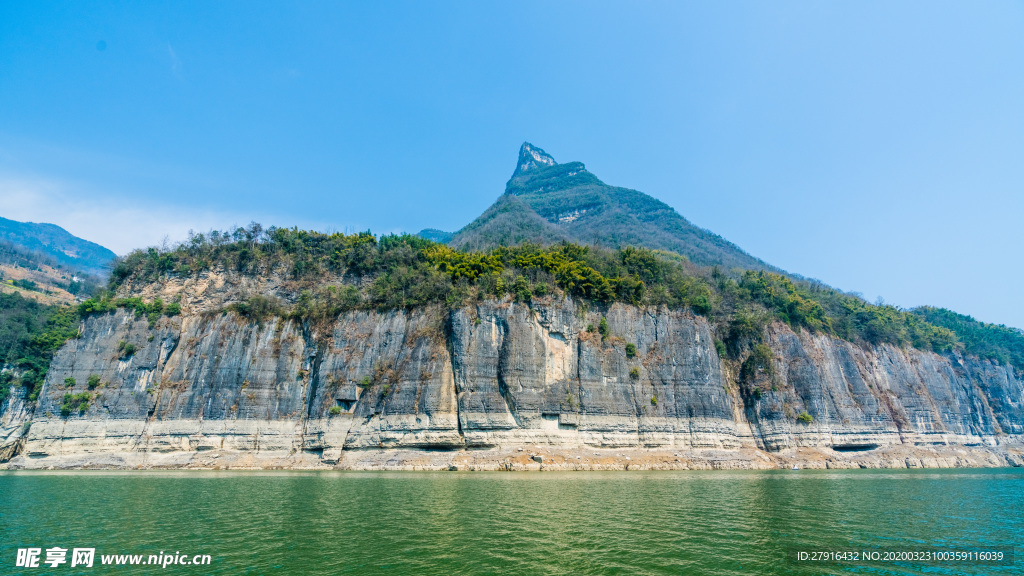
0;216;115;277
440;143;777;272
416;229;454;244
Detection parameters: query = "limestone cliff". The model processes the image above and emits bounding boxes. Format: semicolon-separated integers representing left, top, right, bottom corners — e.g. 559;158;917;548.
1;268;1021;469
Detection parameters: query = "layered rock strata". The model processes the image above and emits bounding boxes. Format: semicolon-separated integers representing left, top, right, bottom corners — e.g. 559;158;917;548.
2;293;1022;469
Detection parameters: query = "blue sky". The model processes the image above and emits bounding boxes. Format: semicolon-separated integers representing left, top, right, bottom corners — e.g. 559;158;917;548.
1;1;1022;328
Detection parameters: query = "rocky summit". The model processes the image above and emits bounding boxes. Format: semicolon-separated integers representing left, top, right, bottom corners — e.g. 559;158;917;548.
513;142;557;176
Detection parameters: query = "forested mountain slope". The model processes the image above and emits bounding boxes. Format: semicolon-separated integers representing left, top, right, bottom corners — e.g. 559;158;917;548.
447;143;778;273
0;216;115;277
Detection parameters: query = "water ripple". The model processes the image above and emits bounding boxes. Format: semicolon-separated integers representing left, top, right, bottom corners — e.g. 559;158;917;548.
0;469;1020;575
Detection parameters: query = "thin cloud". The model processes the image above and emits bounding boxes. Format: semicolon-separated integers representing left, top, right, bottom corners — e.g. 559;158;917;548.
0;175;293;255
168;44;182;79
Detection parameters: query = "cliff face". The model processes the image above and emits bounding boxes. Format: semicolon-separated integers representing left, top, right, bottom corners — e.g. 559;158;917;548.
2;283;1022;469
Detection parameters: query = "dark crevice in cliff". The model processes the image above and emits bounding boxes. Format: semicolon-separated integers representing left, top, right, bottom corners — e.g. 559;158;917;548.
832;443;878;452
304;348;325;419
877;389;910;434
496;316;524;428
443;310;465;441
158;329;180;370
969;381;1003;436
146;333;177;424
735;382;770;450
575;330;584;410
300;322;327;452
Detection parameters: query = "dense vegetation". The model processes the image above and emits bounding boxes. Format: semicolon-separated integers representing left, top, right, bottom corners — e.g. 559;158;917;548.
720;270;958;354
102;225;1023;374
912;307;1024;369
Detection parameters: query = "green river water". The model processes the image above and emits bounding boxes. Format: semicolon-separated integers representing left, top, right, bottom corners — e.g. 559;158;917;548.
0;468;1020;575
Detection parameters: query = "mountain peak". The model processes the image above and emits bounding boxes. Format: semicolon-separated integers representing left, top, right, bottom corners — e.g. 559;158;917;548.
452;143;776;273
513;142;557;177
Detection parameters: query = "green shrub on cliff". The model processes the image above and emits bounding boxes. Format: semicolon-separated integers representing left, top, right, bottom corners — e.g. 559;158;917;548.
78;294;185;324
713;339;727;358
117;340;136;358
512;275;531;302
230;295;284;323
740;344;775;383
60;391;92;417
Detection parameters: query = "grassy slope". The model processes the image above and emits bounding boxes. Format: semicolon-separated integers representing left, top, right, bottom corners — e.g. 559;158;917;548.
449;194;570;252
0;241;101;304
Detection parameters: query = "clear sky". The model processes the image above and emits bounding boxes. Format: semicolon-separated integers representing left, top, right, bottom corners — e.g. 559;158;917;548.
1;1;1022;328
